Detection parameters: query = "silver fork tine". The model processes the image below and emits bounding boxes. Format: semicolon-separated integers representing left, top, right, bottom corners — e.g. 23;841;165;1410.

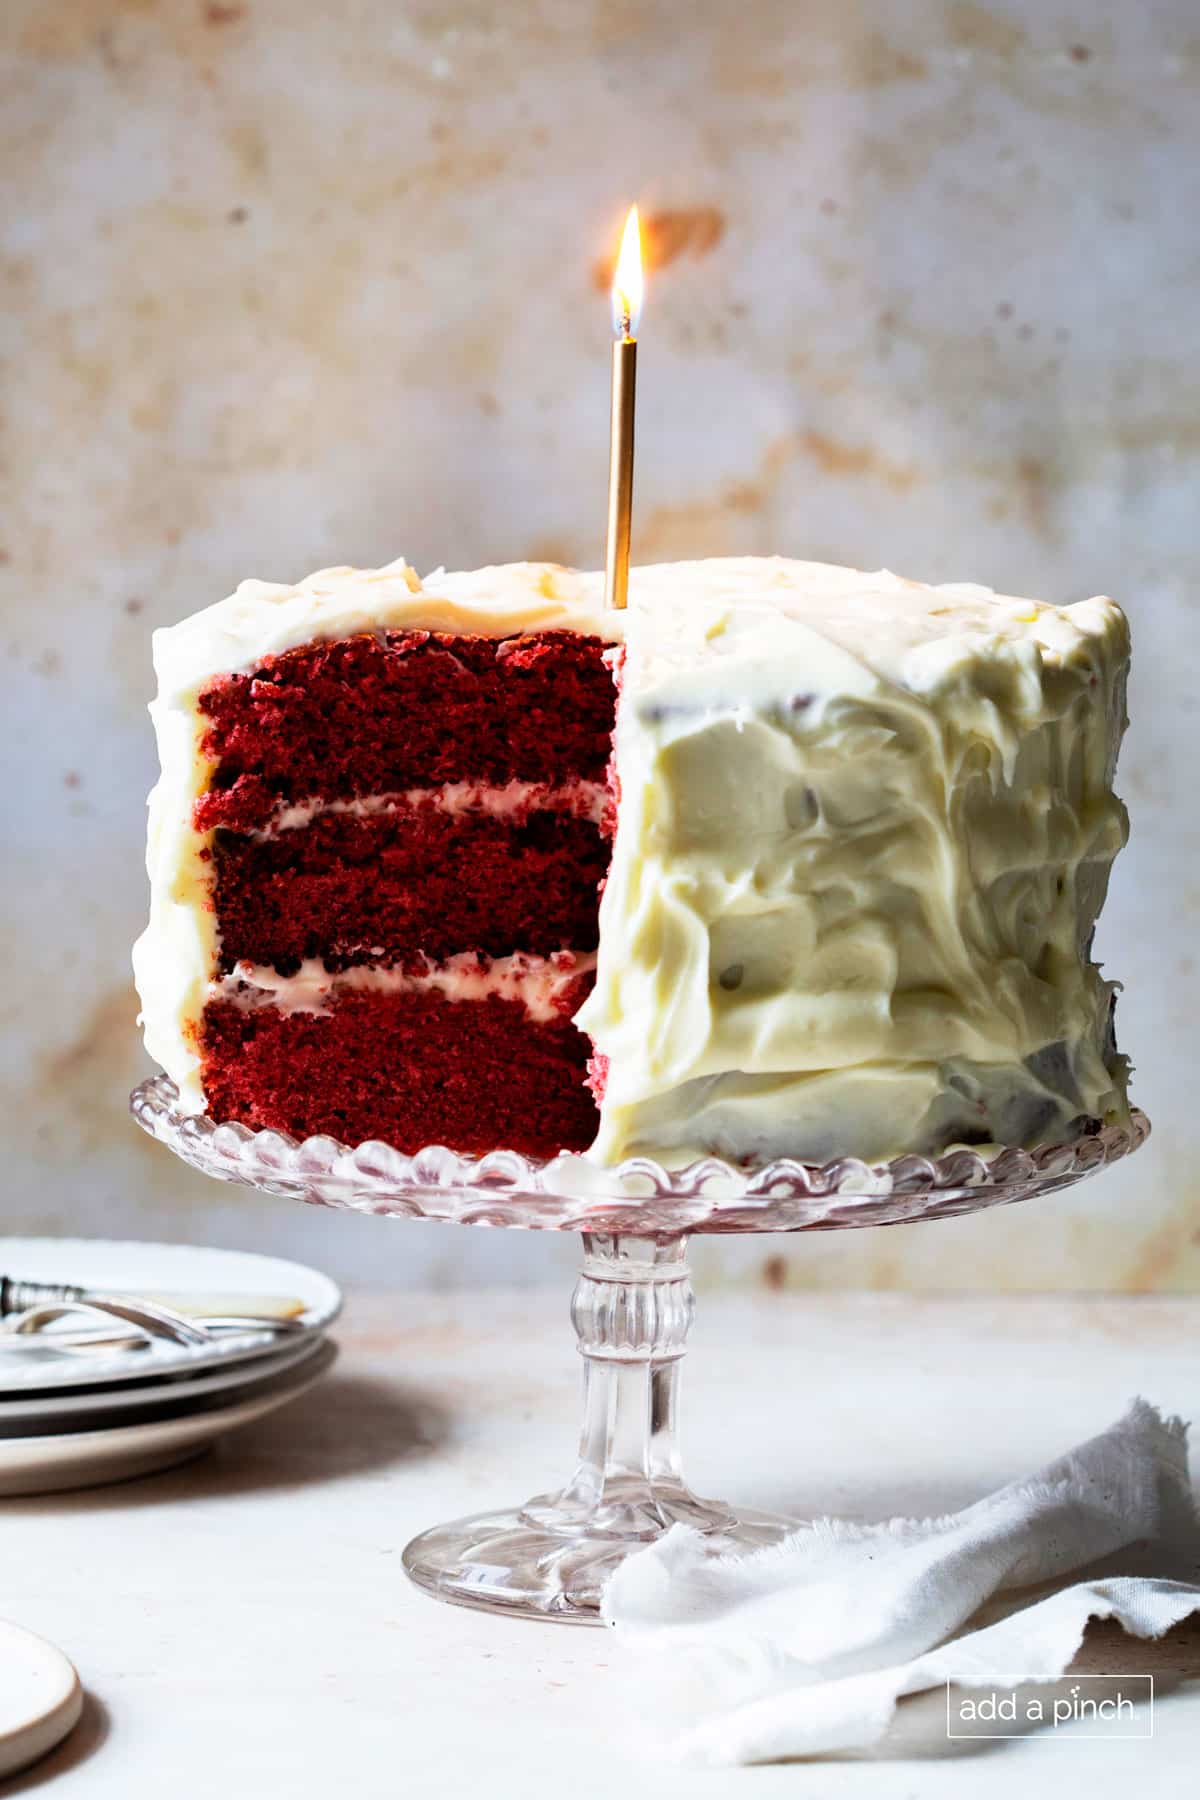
85;1293;213;1347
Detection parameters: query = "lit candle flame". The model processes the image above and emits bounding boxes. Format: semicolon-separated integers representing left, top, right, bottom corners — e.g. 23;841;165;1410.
611;205;644;341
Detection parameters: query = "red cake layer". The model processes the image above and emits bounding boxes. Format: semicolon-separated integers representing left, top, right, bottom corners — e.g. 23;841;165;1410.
200;989;598;1156
196;632;615;832
212;807;608;970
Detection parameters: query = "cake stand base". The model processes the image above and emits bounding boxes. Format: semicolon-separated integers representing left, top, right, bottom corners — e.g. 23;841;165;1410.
402;1234;791;1623
403;1492;788;1624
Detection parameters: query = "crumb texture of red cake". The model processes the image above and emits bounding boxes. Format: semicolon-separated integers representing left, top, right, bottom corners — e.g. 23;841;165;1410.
200;990;598;1156
193;627;616;1157
212;805;608;969
195;632;615;830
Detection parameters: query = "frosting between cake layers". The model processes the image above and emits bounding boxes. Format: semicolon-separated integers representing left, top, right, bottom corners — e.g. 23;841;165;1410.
211;951;596;1024
258;779;612;836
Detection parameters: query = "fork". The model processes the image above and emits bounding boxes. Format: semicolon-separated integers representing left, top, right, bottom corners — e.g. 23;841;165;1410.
0;1277;307;1351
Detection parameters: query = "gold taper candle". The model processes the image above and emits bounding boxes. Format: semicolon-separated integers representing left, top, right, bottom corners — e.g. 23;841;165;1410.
604;336;637;612
605;206;644;612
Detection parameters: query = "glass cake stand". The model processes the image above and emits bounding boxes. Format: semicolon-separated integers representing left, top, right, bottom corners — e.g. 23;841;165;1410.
131;1074;1149;1624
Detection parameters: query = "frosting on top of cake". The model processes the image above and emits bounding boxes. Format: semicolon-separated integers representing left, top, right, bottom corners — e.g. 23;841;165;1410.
150;557;622;705
624;558;1118;696
149;551;1113;706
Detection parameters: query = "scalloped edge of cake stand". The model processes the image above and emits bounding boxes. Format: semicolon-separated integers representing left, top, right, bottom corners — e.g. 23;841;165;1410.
130;1077;1149;1237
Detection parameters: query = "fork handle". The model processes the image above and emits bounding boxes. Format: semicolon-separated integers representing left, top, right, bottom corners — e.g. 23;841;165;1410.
0;1276;86;1316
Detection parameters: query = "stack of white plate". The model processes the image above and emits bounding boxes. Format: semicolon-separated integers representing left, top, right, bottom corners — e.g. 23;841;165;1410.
0;1239;341;1497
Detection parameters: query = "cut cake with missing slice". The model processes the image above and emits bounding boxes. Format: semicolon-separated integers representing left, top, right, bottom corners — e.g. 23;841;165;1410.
134;555;1134;1168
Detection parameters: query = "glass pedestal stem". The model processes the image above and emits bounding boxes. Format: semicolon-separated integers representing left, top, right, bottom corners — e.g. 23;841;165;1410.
402;1231;788;1622
525;1234;695;1535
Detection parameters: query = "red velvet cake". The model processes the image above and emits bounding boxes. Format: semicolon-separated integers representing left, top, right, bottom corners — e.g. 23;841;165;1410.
135;556;1133;1170
192;630;616;1156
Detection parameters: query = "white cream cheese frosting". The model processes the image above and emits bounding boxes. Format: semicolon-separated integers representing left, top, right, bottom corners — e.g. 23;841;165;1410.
211;951;597;1024
258;779;612;837
575;560;1130;1164
148;556;621;703
134;554;1131;1164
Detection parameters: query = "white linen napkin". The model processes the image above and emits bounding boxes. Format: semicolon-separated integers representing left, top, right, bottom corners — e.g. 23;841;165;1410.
603;1399;1200;1764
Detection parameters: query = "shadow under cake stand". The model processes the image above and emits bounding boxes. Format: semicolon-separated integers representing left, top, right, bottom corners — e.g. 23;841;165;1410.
131;1076;1148;1625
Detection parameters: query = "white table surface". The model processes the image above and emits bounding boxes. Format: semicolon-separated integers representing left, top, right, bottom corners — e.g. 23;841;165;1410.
2;1286;1197;1797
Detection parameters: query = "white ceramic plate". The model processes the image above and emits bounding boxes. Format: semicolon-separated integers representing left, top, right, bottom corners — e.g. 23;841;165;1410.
0;1619;83;1779
0;1339;337;1497
0;1239;341;1394
0;1331;328;1434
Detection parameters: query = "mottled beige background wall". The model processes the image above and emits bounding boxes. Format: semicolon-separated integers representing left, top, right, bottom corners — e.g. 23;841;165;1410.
3;0;1197;1290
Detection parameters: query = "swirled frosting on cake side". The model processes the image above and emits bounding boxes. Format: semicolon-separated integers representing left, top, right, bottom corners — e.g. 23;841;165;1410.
576;559;1131;1166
